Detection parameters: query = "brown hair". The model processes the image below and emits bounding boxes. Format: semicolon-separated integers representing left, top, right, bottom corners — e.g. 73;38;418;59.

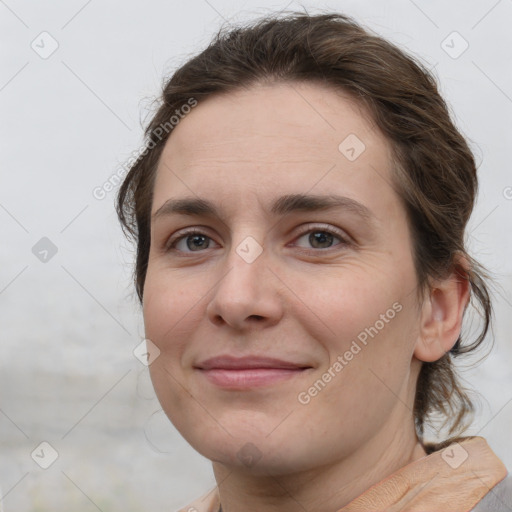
116;12;492;443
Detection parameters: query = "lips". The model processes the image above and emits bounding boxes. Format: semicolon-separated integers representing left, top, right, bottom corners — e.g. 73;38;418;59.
196;355;311;370
194;355;312;389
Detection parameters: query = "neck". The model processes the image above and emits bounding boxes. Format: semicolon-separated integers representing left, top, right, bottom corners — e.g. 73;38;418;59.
212;416;427;512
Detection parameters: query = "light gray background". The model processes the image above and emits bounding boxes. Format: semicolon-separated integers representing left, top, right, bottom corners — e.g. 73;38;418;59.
1;0;511;510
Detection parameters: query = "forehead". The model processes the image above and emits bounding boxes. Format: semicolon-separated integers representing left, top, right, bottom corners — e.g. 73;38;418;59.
152;81;396;216
163;81;383;159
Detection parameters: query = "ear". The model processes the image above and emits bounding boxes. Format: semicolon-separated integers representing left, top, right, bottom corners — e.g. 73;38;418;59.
414;254;471;363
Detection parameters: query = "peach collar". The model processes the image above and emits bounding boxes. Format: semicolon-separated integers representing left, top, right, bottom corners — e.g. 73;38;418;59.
180;436;507;512
339;436;507;512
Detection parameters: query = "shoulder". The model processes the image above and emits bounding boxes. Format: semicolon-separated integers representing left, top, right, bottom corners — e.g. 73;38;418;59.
470;474;512;511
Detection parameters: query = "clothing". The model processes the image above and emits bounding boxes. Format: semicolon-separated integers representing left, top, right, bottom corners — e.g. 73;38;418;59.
471;474;512;511
176;436;509;511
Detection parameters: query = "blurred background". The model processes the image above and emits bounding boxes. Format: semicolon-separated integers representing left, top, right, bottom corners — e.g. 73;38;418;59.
1;0;511;510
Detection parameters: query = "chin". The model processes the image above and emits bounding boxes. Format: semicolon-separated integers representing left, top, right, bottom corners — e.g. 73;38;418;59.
183;425;319;476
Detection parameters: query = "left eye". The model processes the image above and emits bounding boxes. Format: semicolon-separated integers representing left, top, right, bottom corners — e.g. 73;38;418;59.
294;228;346;250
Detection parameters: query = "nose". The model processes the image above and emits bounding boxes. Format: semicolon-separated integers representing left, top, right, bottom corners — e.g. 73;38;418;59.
205;239;284;331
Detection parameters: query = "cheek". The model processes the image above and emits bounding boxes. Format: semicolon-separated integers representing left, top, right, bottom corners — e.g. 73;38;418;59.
298;307;417;447
144;264;200;330
294;267;418;398
142;271;208;437
290;264;407;349
142;269;207;367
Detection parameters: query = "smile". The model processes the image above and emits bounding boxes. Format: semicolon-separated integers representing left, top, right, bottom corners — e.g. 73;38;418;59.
194;355;312;389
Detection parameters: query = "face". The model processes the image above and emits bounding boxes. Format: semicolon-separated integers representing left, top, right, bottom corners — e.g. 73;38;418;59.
143;82;424;475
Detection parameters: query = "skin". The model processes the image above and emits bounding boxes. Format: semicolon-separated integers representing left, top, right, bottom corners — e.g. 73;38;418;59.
143;81;470;511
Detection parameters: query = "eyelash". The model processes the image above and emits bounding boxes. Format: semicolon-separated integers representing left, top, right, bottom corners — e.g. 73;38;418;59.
165;224;350;255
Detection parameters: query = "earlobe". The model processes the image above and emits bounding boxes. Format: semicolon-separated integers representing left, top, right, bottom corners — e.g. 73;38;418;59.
414;258;471;363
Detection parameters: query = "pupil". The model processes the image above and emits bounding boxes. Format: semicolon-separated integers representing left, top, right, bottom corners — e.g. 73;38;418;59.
310;231;333;248
188;235;208;251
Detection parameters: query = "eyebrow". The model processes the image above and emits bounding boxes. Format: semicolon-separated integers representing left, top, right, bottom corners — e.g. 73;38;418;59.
152;193;375;223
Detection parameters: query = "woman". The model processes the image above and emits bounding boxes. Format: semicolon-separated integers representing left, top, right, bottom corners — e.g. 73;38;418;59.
117;12;511;511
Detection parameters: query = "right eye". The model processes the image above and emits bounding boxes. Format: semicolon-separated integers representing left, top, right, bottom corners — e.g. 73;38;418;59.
166;230;219;254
